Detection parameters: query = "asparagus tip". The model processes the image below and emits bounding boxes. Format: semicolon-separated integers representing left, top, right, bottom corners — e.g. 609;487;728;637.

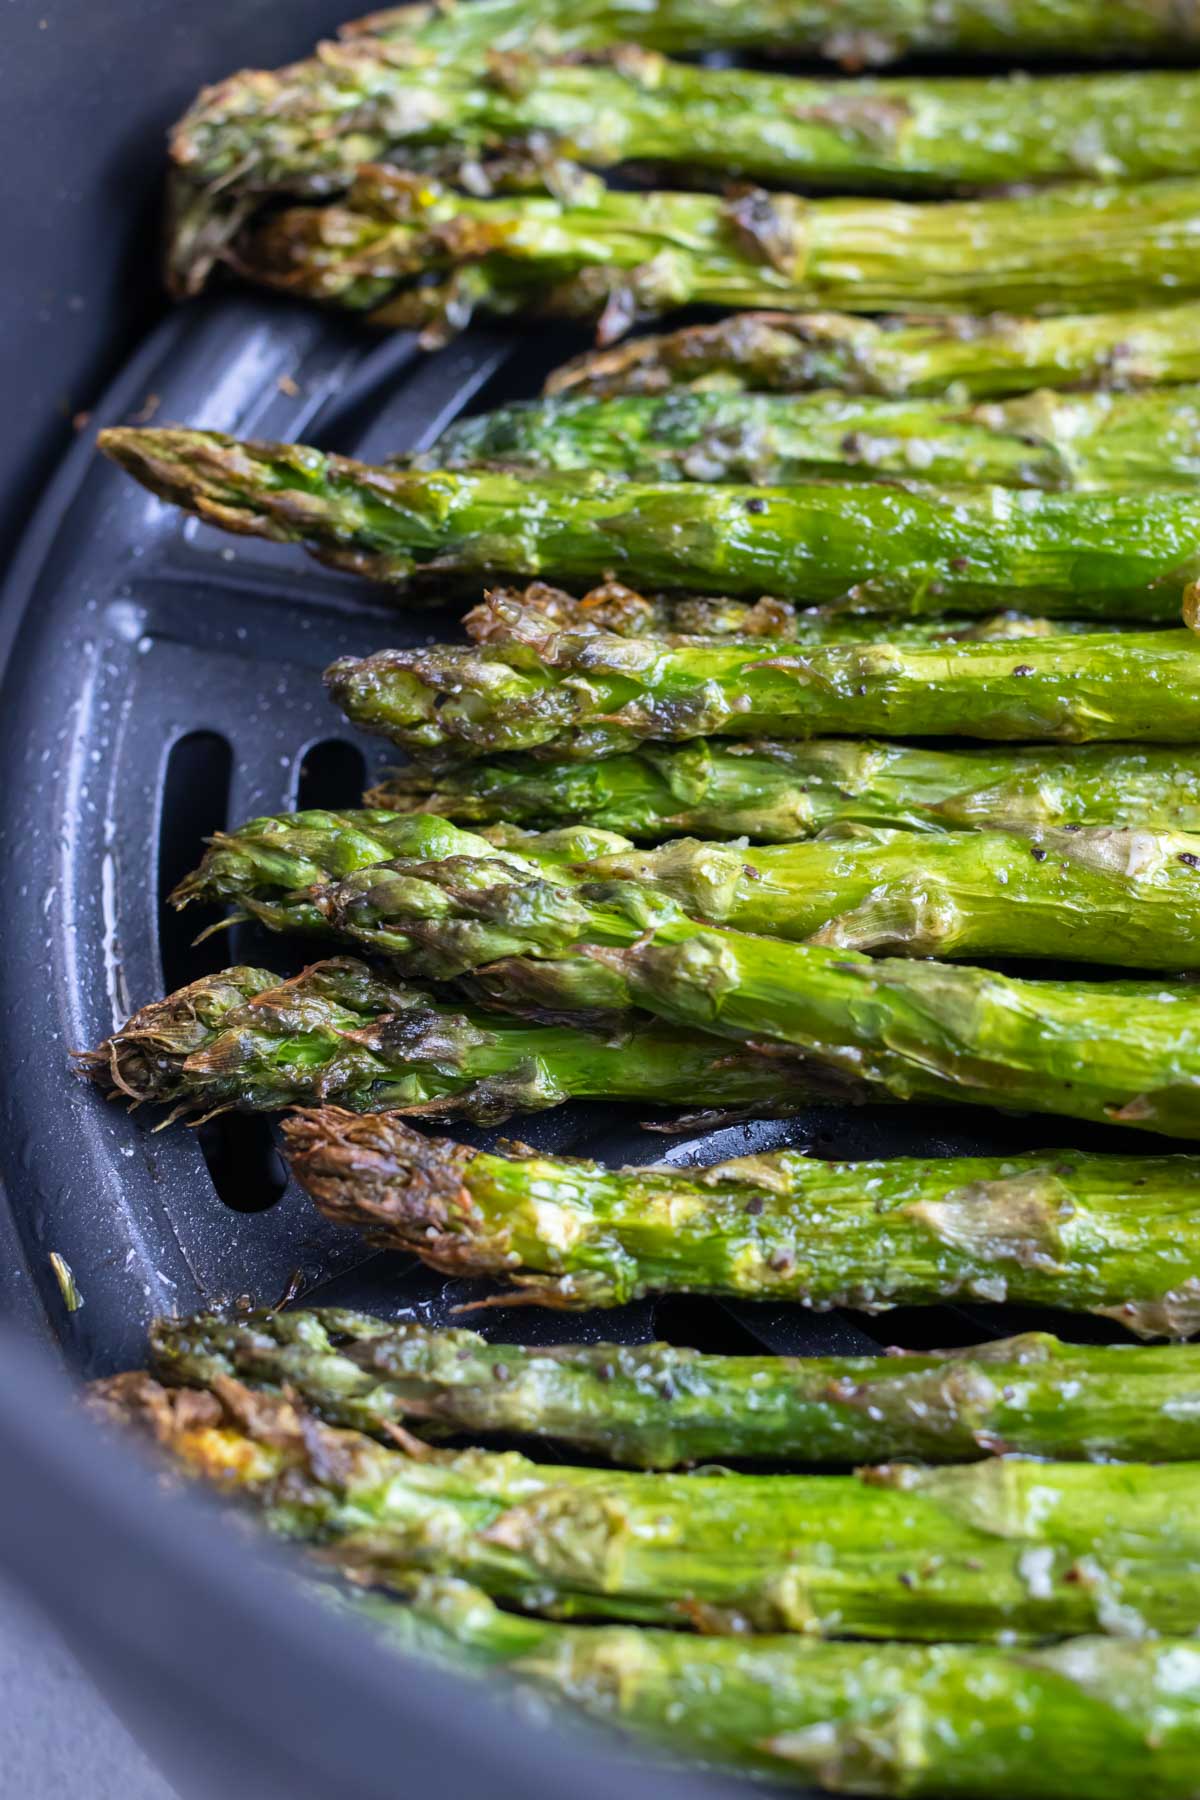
281;1107;484;1261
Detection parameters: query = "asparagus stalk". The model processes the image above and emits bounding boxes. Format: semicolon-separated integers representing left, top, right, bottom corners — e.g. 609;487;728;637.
170;21;1200;296
74;959;859;1125
95;1368;1200;1636
98;428;1200;620
358;1580;1200;1800
330;613;1200;755
173;53;1200;229
487;916;1200;1145
273;864;1200;1141
353;0;1200;65
232;169;1200;341
369;739;1200;842
283;1110;1200;1331
470;581;1117;644
545;302;1200;402
189;811;1200;971
427;383;1200;490
151;1309;1200;1467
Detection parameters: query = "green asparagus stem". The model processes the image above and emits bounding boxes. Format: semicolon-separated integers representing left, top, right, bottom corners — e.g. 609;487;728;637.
260;861;1200;1141
233;168;1200;341
172;53;1200;246
170;12;1200;296
471;581;1140;645
95;1369;1200;1635
353;0;1200;65
151;1309;1200;1466
198;809;1200;972
330;613;1200;756
74;959;858;1125
544;303;1200;402
369;739;1200;842
98;428;1200;620
359;1580;1200;1800
283;1110;1200;1332
485;908;1200;1144
427;383;1200;490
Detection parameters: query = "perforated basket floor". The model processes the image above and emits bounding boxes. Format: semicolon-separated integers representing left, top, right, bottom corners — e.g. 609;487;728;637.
0;291;1164;1379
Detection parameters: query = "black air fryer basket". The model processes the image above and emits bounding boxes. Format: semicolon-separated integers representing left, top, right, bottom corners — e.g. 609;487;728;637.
0;7;1180;1797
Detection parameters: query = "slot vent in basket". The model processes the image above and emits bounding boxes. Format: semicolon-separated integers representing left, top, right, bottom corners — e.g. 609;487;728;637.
196;1113;288;1217
156;729;234;990
296;739;368;812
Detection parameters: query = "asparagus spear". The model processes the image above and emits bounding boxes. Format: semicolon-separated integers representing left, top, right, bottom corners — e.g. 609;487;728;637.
358;1580;1200;1800
487;915;1200;1144
427;383;1200;490
274;865;1200;1142
353;0;1200;65
470;581;1118;644
186;811;1200;971
283;1110;1200;1331
330;615;1200;755
173;53;1200;228
369;739;1200;842
544;302;1200;402
233;169;1200;340
74;959;859;1125
95;1369;1200;1635
151;1310;1200;1466
98;429;1200;620
170;23;1200;296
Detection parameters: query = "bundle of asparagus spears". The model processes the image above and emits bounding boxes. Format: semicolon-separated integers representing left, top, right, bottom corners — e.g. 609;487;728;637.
83;3;1200;1792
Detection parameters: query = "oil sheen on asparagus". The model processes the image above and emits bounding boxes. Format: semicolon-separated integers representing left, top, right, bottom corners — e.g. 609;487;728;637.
173;56;1200;221
371;739;1200;841
74;959;861;1125
543;302;1200;401
282;1111;1200;1333
329;613;1200;753
99;428;1200;619
151;1309;1200;1466
96;1369;1200;1634
176;807;1200;970
423;383;1200;489
354;1580;1200;1800
350;0;1200;64
232;169;1200;339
